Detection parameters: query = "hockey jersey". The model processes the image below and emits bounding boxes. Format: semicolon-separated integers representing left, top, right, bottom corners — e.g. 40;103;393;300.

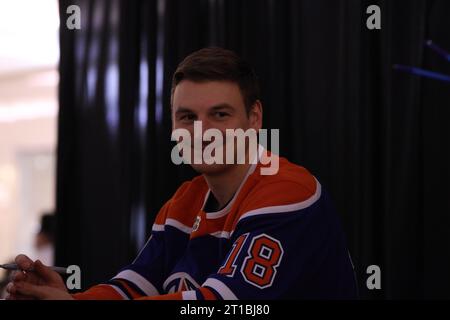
73;149;357;300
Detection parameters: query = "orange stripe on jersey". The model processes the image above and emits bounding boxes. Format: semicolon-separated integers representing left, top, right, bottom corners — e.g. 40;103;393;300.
186;155;319;239
153;200;172;226
115;279;144;299
198;287;218;300
72;284;124;300
190;211;229;240
223;157;319;234
153;178;206;227
158;152;318;240
137;292;183;300
167;177;208;228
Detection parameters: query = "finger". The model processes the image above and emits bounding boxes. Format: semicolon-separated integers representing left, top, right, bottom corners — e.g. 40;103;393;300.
34;260;63;283
6;282;16;294
14;282;48;300
13;270;26;282
5;283;34;300
10;270;20;281
5;293;34;300
13;267;42;286
13;270;30;284
14;254;34;271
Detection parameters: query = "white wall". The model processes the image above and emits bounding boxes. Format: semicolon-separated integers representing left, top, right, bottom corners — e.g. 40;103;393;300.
0;109;57;264
0;70;58;268
0;0;59;281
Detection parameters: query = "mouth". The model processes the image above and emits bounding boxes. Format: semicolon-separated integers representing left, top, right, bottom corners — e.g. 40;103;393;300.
191;140;224;152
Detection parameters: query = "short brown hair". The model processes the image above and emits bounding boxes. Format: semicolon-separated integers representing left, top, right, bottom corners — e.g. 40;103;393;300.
171;47;260;114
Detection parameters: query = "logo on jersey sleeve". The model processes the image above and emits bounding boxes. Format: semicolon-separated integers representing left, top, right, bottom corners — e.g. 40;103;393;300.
219;233;284;289
163;272;201;293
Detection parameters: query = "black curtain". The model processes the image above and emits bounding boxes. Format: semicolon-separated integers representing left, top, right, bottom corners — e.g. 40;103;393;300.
56;0;450;299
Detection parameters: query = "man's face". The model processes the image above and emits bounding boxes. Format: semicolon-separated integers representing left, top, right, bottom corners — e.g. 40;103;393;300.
172;80;262;175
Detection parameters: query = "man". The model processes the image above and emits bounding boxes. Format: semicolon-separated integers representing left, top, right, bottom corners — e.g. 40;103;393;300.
6;47;357;300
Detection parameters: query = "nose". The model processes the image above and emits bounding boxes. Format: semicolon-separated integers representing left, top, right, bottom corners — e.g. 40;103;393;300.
193;117;218;147
200;118;213;133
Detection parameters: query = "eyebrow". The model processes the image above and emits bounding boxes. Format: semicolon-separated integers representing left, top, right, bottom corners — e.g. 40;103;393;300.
174;103;235;115
209;103;235;112
174;107;194;115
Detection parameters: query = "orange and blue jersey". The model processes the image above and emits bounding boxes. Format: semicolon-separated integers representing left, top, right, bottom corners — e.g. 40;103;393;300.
73;148;357;300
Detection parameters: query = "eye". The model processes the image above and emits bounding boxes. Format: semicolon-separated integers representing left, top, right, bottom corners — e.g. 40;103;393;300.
214;111;230;119
179;114;197;122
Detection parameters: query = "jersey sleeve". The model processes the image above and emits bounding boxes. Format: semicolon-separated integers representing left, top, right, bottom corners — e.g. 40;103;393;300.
73;201;171;300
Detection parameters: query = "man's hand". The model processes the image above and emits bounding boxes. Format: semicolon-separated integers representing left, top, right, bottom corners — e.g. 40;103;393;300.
5;254;73;300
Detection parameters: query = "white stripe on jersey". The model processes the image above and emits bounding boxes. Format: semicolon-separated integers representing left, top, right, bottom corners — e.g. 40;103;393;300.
203;145;263;220
113;269;160;296
234;178;322;227
202;278;238;300
151;219;192;234
152;224;164;232
209;231;231;239
165;218;192;234
181;290;198;300
108;284;129;300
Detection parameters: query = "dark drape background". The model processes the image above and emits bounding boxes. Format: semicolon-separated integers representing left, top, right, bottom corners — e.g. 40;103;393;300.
56;0;450;299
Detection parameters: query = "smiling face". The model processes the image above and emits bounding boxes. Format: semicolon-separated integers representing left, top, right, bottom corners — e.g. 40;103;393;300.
172;80;262;175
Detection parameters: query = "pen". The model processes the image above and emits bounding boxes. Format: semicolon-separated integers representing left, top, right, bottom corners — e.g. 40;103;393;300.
0;263;68;274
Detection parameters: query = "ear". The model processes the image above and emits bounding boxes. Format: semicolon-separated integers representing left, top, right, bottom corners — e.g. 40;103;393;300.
248;100;263;131
171;104;176;130
171;111;175;130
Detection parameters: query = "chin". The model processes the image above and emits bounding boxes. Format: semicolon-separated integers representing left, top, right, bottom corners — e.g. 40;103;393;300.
190;163;232;176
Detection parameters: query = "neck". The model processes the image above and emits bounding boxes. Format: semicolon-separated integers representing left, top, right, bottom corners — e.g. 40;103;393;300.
203;163;252;210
